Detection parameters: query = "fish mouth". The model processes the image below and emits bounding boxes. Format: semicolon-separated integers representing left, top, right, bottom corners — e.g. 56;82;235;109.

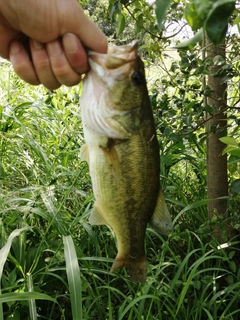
87;40;139;81
105;40;138;60
81;40;143;139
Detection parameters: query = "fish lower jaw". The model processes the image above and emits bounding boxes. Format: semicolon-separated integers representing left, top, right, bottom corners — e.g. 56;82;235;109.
110;254;147;284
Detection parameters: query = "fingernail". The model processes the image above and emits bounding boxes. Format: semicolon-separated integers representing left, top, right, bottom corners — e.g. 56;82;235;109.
10;42;21;55
48;41;63;56
64;33;78;54
32;40;44;49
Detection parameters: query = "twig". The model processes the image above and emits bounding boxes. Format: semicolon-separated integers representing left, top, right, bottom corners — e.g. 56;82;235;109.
123;4;163;41
181;98;240;135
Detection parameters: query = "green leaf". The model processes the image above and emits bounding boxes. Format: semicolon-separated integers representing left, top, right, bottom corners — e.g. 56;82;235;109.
233;14;240;32
222;145;238;155
229;154;240;164
63;236;82;320
184;3;204;30
219;136;238;146
175;29;203;50
229;179;240;195
155;0;171;30
228;149;240;157
205;0;235;45
116;14;126;36
233;14;240;25
213;55;225;66
194;0;212;19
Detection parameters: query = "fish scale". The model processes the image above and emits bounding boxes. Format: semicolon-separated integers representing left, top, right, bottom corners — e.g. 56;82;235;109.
80;41;173;283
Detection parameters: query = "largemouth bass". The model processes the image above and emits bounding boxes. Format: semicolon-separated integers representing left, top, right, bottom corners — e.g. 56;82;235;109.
80;41;172;283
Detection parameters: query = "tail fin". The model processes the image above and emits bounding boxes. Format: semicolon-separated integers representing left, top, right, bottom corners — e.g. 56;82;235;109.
110;255;147;283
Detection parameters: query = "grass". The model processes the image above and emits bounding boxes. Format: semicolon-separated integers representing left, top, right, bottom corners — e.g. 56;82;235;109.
0;62;240;319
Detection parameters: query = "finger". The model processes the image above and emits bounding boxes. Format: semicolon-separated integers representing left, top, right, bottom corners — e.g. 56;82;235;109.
0;23;18;59
59;6;108;54
30;39;61;90
46;39;82;87
9;40;40;85
77;15;108;53
62;33;88;74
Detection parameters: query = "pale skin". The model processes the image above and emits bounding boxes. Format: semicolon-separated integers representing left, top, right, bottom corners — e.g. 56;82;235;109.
0;0;108;89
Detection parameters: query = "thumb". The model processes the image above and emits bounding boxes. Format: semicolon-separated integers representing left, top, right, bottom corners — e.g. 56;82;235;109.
59;5;108;54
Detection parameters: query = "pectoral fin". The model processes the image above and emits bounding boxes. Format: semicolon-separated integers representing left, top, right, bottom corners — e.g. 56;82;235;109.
89;204;107;225
100;138;121;180
149;190;173;235
80;144;89;163
107;111;141;138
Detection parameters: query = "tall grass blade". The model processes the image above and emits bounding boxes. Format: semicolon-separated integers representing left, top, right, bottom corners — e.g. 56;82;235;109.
173;199;212;224
176;251;221;315
0;227;29;278
203;308;214;320
27;273;37;320
63;235;82;320
118;295;160;320
0;218;6;245
0;227;29;320
0;292;56;304
41;190;68;235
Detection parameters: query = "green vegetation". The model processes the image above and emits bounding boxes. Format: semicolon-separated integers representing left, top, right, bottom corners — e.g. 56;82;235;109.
0;59;239;319
1;0;240;318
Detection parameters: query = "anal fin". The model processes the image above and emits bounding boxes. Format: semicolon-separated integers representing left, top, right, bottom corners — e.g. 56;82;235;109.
89;204;107;225
80;144;89;163
149;190;173;235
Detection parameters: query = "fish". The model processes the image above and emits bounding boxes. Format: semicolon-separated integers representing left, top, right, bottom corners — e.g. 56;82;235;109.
80;41;172;283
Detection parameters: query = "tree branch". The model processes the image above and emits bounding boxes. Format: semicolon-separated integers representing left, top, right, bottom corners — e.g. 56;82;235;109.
181;98;240;135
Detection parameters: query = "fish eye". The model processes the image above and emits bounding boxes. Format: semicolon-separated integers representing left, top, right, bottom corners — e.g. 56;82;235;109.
131;71;145;86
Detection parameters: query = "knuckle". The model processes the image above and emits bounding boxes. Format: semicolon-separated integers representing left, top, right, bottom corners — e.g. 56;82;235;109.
52;66;81;86
34;57;50;70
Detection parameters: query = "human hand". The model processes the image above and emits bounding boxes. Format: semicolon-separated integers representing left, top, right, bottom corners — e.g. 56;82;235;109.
0;0;108;89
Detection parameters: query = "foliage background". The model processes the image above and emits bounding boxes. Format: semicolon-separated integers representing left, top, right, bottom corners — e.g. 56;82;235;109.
0;0;240;319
